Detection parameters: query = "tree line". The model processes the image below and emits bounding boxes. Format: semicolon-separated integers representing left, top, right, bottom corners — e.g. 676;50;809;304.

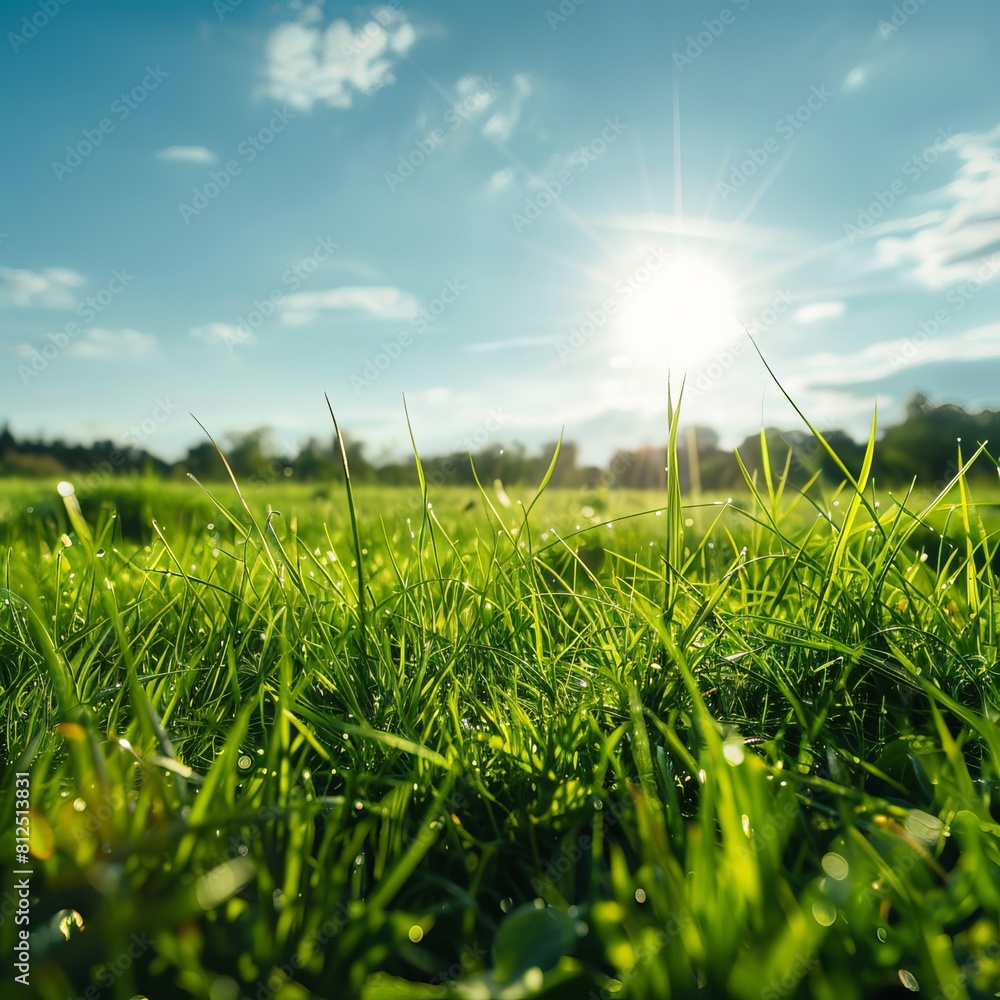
1;394;997;491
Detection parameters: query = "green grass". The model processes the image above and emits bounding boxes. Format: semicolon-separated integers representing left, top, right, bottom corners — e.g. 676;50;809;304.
2;401;1000;999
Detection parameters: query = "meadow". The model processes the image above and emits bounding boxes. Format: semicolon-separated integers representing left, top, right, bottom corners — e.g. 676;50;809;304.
2;400;999;999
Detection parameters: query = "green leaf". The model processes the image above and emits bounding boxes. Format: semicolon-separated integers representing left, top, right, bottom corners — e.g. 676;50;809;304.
492;904;579;984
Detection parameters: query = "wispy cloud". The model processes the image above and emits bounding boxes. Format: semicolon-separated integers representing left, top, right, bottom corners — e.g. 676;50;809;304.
465;335;555;352
486;167;514;195
64;328;158;361
482;73;532;142
190;322;252;348
0;267;85;308
156;145;217;164
454;74;499;118
793;301;846;323
797;322;1000;388
874;124;1000;288
843;66;866;90
262;5;417;112
280;286;419;325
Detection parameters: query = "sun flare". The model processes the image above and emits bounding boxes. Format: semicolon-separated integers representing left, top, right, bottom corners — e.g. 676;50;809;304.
615;252;742;371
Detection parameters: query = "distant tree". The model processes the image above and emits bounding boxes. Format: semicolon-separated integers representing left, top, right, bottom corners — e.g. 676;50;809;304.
877;394;997;486
815;430;868;482
180;441;224;480
293;436;341;482
609;445;666;490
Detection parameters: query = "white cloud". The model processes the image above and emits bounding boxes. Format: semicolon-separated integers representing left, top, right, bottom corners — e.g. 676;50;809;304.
454;74;499;118
262;5;417;112
482;73;532;142
486;168;514;195
0;267;85;308
465;335;554;353
793;301;846;323
844;67;866;90
63;329;158;361
796;322;1000;387
190;322;254;348
156;146;217;164
409;387;450;405
280;286;419;325
873;124;1000;288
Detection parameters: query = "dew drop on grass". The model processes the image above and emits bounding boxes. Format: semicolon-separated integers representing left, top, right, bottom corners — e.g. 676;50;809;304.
821;853;850;880
904;810;944;844
634;888;646;903
898;970;919;991
811;899;836;926
524;968;544;992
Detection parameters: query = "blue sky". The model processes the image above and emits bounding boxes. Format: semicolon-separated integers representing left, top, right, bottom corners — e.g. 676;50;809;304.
3;0;1000;465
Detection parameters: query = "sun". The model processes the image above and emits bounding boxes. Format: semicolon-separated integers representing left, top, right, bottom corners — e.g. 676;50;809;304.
614;252;743;372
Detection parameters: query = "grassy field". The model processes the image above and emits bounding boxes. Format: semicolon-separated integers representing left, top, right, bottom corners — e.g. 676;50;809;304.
2;405;1000;999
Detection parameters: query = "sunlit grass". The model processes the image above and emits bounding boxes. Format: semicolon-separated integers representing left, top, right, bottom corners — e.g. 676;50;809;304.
1;396;999;999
